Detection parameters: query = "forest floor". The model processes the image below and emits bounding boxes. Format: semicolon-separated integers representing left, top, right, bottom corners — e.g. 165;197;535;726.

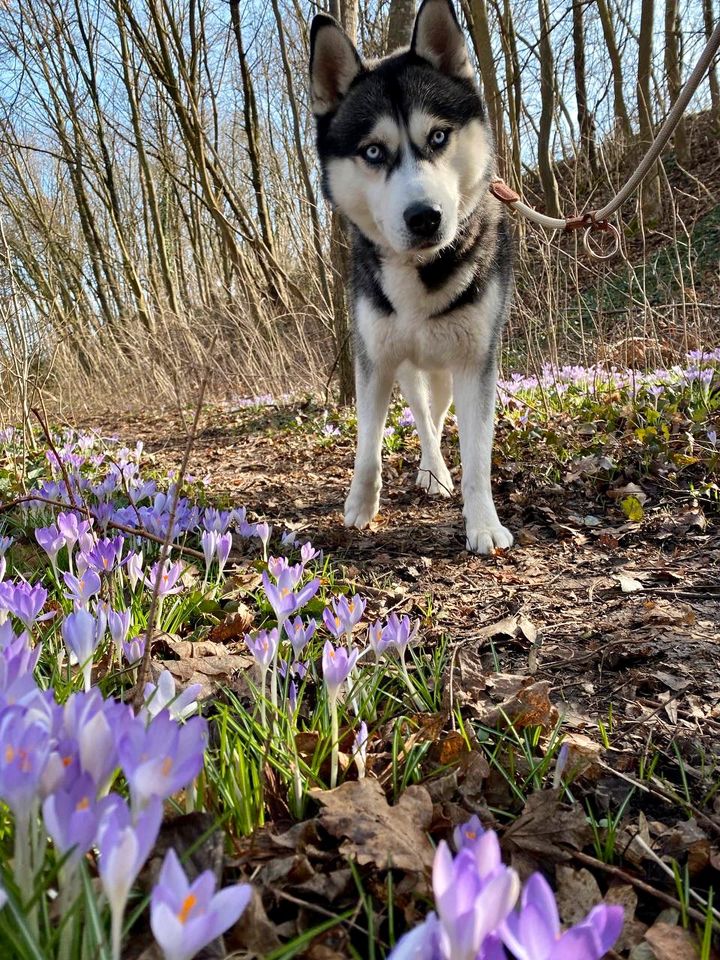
81;361;720;957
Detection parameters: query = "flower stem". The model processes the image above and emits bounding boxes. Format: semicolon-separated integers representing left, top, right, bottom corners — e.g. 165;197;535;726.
329;693;339;789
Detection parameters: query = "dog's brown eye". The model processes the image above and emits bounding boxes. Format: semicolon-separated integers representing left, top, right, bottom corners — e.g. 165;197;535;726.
429;129;449;148
361;143;385;164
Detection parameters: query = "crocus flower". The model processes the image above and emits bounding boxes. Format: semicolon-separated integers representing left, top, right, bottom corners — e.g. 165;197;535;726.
286;617;316;659
35;524;65;571
381;613;419;656
501;873;623;960
61;609;105;690
144;559;184;597
98;795;163;959
0;535;14;556
85;536;124;573
353;721;368;779
262;571;320;621
254;522;271;558
267;556;289;580
142;670;201;722
63;569;102;607
200;530;218;580
119;710;208;808
57;512;82;549
245;629;279;671
300;542;319;564
126;551;144;590
150;848;252;960
323;595;366;639
62;689;126;790
322;640;359;701
107;609;131;656
434;842;520;960
123;636;146;664
0;635;42;710
42;773;107;867
0;556;5;583
368;619;391;659
0;581;52;630
454;814;486;852
216;532;232;577
0;705;51;816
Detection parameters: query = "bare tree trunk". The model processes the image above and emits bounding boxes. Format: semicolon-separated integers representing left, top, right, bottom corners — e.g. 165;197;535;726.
230;0;276;259
571;0;598;176
537;0;561;216
328;0;359;405
496;0;523;191
386;0;415;52
702;0;720;126
596;0;632;141
664;0;689;164
637;0;662;218
465;0;510;178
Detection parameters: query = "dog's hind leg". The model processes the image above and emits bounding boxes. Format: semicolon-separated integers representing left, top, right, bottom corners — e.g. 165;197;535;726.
344;360;395;529
397;363;454;497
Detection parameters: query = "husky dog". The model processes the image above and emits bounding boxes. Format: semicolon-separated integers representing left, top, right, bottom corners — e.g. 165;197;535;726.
309;0;513;554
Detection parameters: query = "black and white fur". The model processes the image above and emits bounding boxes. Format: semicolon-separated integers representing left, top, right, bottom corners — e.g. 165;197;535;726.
309;0;514;554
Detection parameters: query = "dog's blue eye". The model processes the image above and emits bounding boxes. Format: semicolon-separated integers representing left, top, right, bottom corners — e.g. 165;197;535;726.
362;144;385;164
429;129;449;148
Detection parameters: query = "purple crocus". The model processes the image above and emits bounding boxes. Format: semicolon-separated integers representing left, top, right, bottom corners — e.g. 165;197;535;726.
286;617;316;659
0;535;14;556
98;795;163;958
322;595;366;639
63;569;102;607
0;581;52;630
300;542;319;564
122;636;146;664
62;608;106;689
433;842;520;960
262;571;320;621
144;559;184;597
62;689;126;790
454;814;486;852
200;530;218;580
118;710;208;808
150;848;252;960
254;521;271;558
381;613;419;656
216;532;232;577
245;629;279;671
0;635;42;710
142;670;201;722
57;511;83;550
353;721;368;779
0;706;51;816
42;773;107;867
501;873;623;960
107;609;131;657
322;640;359;701
35;524;65;571
85;536;124;573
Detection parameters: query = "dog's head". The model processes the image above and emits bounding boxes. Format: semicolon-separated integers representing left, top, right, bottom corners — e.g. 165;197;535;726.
310;0;492;258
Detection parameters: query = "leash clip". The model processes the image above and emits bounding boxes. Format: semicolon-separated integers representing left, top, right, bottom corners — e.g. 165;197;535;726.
565;212;620;260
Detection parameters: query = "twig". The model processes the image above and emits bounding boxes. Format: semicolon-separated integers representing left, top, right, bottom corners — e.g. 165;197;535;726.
571;849;715;927
133;338;217;707
31;408;83;513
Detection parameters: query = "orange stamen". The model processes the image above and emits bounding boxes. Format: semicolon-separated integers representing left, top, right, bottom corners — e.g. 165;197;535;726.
177;893;197;924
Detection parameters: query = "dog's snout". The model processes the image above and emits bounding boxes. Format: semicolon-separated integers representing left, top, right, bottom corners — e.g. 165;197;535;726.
403;202;442;239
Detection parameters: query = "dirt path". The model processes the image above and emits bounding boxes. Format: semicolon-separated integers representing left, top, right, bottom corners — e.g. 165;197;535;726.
86;400;720;789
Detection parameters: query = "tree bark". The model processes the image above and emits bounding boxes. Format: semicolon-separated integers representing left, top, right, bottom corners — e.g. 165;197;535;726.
386;0;415;52
596;0;632;141
465;0;510;179
536;0;561;216
664;0;689;165
637;0;662;218
571;0;598;175
702;0;720;126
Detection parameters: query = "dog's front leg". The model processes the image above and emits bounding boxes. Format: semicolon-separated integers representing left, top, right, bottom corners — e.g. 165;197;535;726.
344;359;394;529
453;364;513;554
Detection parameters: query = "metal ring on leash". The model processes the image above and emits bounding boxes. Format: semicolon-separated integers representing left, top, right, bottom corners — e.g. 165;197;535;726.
583;221;620;261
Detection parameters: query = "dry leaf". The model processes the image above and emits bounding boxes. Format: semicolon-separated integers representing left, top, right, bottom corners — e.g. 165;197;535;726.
311;778;434;874
644;922;702;959
505;790;591;861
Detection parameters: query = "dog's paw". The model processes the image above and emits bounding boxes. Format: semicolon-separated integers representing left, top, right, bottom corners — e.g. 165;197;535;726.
416;463;454;497
465;523;514;555
344;486;380;529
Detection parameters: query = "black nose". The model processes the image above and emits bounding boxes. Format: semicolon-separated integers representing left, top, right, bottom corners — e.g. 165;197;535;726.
403;202;442;239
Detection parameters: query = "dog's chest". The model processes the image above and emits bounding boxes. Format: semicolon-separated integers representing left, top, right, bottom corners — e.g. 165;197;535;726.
357;260;497;369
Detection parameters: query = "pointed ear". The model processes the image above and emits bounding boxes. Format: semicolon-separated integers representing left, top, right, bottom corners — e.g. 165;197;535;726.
411;0;473;79
310;15;364;116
